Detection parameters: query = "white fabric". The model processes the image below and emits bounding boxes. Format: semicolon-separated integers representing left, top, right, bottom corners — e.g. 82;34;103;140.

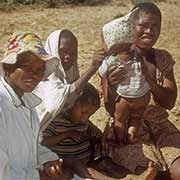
72;174;92;180
99;55;150;98
0;76;58;180
102;11;135;50
35;29;80;131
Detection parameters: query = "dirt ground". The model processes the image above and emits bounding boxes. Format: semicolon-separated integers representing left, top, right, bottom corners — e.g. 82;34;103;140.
0;0;179;179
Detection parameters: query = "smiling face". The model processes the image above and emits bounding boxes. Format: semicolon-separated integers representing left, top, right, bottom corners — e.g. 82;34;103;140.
7;51;45;97
59;30;78;71
134;12;161;51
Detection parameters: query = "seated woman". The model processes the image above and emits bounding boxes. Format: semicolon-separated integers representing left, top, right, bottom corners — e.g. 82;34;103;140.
102;2;180;176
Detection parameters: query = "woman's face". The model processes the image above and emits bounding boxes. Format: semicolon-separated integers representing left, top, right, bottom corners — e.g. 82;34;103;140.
59;35;77;71
8;53;45;97
134;12;161;50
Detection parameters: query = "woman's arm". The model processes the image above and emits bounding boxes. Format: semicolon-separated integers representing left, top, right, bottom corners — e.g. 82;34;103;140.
141;56;177;110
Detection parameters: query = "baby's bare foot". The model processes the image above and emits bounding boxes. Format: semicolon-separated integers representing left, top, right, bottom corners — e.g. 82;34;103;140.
127;126;137;144
144;161;158;180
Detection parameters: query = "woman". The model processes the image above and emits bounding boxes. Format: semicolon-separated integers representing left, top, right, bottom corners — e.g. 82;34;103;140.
0;32;67;180
102;2;179;175
36;29;106;132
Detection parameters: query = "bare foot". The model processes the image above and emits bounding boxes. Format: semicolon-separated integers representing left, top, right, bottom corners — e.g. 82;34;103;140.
127;126;137;144
144;161;158;180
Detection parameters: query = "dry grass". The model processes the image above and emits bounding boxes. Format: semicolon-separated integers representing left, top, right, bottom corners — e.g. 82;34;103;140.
0;1;179;178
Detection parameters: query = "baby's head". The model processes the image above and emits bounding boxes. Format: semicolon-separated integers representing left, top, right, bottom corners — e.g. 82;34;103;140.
102;10;137;53
68;83;100;124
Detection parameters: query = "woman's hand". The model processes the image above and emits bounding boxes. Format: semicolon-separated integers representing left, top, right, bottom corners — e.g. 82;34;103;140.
39;159;63;180
107;64;126;87
88;122;103;139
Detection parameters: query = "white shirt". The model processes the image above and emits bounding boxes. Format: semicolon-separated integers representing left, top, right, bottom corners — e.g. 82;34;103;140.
0;76;58;180
99;55;150;98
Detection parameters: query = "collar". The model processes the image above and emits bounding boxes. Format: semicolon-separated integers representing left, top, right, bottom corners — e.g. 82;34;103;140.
1;76;42;108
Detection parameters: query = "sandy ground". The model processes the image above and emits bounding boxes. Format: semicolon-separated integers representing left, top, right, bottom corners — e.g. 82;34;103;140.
0;0;179;179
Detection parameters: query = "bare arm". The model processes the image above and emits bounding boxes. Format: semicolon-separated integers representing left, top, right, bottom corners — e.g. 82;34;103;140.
74;48;106;95
141;56;177;110
42;131;82;148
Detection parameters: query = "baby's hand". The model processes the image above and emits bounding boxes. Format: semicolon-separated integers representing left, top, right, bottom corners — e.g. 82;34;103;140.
39;159;63;180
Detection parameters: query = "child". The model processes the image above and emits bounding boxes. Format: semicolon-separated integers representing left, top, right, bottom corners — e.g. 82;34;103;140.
99;10;150;144
42;83;118;180
42;83;101;163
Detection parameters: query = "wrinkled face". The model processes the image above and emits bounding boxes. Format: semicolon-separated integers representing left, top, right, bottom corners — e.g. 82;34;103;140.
9;53;45;96
59;33;77;71
134;12;161;50
69;101;98;124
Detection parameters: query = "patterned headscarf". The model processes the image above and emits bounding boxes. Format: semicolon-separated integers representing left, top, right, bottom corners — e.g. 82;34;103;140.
1;32;59;78
102;10;137;50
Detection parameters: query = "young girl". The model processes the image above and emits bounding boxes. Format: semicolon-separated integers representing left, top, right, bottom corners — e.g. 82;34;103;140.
99;9;150;144
36;29;106;133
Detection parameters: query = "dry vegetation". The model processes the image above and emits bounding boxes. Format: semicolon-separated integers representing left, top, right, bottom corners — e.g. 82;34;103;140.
0;0;179;178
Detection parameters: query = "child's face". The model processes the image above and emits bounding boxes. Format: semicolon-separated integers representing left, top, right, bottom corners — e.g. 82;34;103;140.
9;53;45;96
59;36;77;71
134;12;161;50
69;101;98;124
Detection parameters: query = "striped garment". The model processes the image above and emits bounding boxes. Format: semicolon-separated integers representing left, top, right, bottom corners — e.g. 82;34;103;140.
43;115;92;164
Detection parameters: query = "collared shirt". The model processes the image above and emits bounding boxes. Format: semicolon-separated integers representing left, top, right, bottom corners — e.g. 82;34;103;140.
0;76;58;180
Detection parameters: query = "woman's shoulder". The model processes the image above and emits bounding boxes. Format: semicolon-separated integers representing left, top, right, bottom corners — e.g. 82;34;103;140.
154;48;175;64
154;48;175;73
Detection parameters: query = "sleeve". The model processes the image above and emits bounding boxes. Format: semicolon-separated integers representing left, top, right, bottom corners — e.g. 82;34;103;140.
156;49;175;77
98;55;118;78
0;107;40;180
98;57;109;77
37;143;58;166
36;70;79;119
42;120;57;137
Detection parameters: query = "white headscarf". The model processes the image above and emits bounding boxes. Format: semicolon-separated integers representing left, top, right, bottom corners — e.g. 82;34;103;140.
45;29;79;83
36;29;79;132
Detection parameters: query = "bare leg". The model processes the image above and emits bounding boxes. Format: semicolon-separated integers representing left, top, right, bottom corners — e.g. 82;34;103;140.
128;93;150;144
63;157;115;180
114;98;129;144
